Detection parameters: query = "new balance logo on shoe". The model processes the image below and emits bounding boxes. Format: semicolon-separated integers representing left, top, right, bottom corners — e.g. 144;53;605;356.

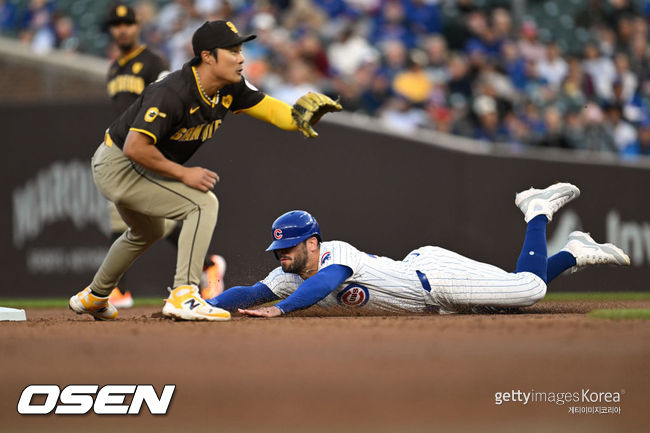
184;298;200;310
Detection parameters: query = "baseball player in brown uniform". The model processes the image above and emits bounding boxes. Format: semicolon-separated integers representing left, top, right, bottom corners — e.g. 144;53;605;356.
104;4;226;307
69;19;342;321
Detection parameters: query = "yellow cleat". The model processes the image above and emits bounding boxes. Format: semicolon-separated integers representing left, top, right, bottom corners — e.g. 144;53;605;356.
69;287;118;321
162;285;230;321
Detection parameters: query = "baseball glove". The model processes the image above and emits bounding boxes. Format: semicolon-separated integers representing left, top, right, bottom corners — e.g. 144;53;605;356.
292;92;343;138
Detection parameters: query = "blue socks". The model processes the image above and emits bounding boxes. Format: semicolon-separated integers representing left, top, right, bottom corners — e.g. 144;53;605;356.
515;215;549;283
515;214;578;283
546;251;577;282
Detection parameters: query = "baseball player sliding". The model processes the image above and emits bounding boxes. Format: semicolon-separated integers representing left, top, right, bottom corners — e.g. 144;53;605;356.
69;20;341;321
205;183;629;317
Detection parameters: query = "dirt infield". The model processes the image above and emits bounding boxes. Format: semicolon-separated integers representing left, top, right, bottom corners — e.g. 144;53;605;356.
1;300;649;433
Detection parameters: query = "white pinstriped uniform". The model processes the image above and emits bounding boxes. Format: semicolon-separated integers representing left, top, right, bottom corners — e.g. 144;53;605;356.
261;241;546;315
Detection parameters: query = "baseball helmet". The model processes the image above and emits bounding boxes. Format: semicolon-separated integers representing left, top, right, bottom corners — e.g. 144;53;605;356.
266;210;321;251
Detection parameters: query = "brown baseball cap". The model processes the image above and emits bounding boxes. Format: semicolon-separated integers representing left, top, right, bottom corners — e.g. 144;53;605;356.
106;3;137;26
192;20;256;56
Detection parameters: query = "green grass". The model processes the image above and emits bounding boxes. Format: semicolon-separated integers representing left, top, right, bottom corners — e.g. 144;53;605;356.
588;308;650;320
543;292;650;301
0;297;164;309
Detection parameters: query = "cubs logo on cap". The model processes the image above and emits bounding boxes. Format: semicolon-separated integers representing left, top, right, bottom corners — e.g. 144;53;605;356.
273;229;283;240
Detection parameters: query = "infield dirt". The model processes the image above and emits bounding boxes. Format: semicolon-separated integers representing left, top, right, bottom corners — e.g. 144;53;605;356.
1;300;649;433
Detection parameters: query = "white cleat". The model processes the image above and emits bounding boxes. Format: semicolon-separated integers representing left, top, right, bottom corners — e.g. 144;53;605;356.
515;182;580;222
162;285;231;321
562;231;631;268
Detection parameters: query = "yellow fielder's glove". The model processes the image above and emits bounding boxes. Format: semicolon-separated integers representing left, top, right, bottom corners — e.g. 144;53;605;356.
291;92;343;138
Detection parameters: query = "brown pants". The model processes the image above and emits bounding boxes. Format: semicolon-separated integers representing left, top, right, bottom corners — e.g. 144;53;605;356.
89;142;219;295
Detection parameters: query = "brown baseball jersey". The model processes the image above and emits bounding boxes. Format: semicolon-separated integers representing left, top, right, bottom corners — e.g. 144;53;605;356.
106;45;169;118
107;62;265;164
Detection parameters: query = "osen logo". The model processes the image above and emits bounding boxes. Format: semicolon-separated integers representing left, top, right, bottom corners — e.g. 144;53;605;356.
17;384;175;415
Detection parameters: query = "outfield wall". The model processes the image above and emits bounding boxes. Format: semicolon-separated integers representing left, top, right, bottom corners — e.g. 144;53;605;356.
1;101;649;298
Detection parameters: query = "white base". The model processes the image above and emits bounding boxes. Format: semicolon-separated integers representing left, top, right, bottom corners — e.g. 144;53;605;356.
0;306;27;321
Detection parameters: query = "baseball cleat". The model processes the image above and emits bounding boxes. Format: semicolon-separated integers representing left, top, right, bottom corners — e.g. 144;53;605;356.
69;287;118;321
162;285;231;321
200;254;227;300
562;231;630;268
515;182;580;222
108;287;134;309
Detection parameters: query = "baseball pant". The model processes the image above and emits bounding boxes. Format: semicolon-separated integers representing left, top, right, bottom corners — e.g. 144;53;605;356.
89;141;219;295
407;246;547;312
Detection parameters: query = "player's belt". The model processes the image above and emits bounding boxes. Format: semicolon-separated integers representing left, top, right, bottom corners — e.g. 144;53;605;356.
416;270;431;292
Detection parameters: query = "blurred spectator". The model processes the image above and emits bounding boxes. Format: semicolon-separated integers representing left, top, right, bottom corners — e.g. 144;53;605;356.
404;0;441;36
622;120;650;157
536;41;567;90
20;0;56;54
54;15;78;52
537;106;569;149
379;96;427;133
580;103;617;153
472;95;508;142
517;20;544;62
392;49;431;106
370;0;415;48
605;104;637;153
0;0;18;33
582;41;617;102
327;24;378;77
269;58;323;104
447;54;472;100
612;52;638;103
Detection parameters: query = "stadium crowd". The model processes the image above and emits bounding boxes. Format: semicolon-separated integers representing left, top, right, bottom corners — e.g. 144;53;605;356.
2;0;649;157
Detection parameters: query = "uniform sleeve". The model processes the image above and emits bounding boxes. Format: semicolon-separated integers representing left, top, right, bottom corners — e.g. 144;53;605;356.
240;95;298;130
318;241;362;276
274;265;353;314
205;282;279;311
228;77;265;113
260;267;304;299
128;86;182;144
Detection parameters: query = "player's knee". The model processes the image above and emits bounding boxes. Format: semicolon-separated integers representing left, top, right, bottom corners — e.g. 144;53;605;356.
199;191;219;222
127;222;166;245
522;282;547;306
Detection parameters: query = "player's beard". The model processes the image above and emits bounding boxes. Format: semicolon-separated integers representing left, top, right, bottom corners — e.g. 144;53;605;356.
117;41;135;53
280;244;309;274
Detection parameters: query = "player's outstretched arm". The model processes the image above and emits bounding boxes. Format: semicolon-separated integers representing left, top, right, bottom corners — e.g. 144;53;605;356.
206;282;279;310
240;95;297;131
239;265;352;317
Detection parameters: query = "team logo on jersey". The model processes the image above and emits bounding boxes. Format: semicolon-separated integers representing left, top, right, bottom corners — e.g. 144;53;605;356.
226;21;238;34
222;94;232;109
320;252;331;266
336;284;369;307
273;229;283;240
132;62;143;74
144;107;167;122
